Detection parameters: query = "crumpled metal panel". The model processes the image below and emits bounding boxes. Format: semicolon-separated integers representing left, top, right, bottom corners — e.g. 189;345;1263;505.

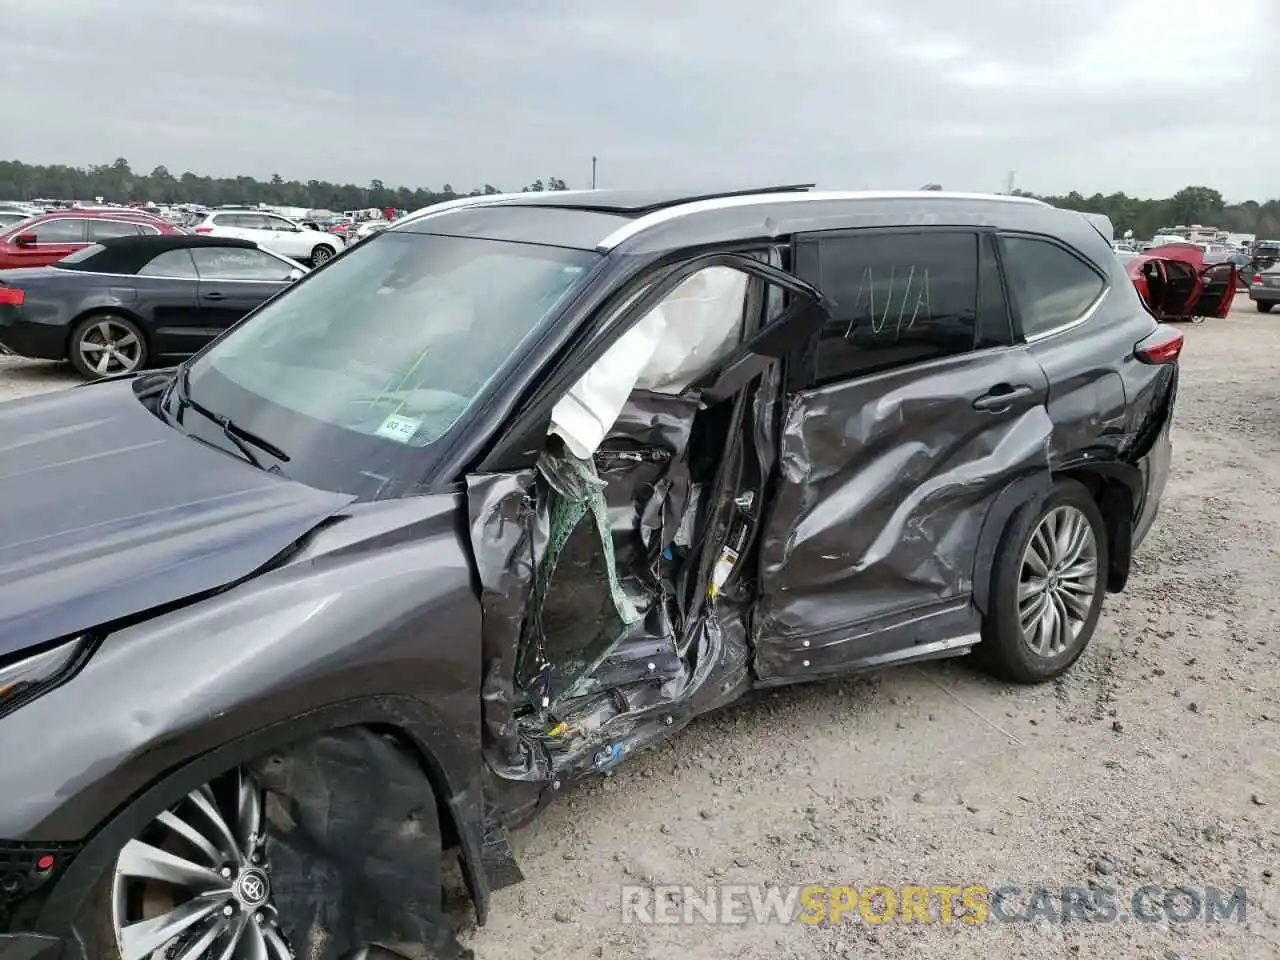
465;471;544;775
248;728;470;960
755;371;1054;669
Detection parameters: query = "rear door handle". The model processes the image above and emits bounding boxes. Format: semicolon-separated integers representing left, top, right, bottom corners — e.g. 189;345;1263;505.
972;383;1035;411
202;292;226;301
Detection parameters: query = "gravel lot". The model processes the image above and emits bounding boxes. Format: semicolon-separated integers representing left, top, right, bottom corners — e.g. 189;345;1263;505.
4;301;1278;959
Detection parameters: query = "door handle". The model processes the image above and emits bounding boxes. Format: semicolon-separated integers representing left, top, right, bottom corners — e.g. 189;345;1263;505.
972;383;1034;411
202;292;226;301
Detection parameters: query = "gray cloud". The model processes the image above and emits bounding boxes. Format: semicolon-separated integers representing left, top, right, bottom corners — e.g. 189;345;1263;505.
1;0;1276;199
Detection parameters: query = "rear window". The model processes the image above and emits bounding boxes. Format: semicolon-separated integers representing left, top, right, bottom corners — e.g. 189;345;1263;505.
54;244;108;267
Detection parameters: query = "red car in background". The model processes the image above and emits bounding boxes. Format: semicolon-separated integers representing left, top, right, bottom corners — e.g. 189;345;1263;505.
1124;242;1238;321
0;211;181;270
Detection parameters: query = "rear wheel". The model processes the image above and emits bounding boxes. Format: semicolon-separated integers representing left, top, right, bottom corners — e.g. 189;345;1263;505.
1257;301;1273;313
979;479;1109;683
69;314;147;380
310;244;335;267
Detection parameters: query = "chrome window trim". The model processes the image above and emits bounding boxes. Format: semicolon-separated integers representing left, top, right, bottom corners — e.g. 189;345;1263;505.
1022;286;1110;344
998;232;1111;345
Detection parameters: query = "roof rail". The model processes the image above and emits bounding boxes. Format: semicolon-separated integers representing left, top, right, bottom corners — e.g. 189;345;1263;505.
595;189;1048;251
393;193;533;229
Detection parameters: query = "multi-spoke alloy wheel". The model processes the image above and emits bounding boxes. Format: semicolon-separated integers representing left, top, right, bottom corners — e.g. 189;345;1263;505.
110;768;292;960
1017;505;1099;658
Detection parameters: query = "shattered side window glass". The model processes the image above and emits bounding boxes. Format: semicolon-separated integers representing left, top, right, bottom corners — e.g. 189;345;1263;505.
804;231;980;384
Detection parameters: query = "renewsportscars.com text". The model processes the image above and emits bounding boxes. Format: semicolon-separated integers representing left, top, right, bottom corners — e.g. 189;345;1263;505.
620;883;1248;926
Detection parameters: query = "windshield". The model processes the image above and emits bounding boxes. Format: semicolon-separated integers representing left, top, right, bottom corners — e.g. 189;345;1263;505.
181;230;599;498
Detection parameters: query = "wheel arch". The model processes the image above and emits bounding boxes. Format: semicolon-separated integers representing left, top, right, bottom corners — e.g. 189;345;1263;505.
1055;462;1139;593
33;697;490;944
972;460;1141;614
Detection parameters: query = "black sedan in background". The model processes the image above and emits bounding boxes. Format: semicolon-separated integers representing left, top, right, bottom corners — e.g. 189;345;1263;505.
0;235;306;379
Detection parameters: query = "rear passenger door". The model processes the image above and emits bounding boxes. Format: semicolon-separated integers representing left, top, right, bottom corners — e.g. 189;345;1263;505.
753;228;1053;683
998;234;1130;463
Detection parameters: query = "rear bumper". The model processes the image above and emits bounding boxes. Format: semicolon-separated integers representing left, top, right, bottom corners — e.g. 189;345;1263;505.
0;314;65;361
0;934;61;960
1248;284;1280;303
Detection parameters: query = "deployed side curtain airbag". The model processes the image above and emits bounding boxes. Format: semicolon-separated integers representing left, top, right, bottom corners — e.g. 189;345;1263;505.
548;267;748;458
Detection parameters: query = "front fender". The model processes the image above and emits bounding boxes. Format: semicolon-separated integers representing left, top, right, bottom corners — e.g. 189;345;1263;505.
33;697;490;946
0;503;482;843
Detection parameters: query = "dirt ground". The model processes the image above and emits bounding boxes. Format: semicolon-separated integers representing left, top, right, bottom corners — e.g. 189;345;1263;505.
3;300;1277;959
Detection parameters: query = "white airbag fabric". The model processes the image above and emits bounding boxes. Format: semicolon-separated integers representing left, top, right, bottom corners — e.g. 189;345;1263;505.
549;267;748;458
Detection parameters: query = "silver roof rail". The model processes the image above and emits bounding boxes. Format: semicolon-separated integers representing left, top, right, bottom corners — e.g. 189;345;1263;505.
394;189;601;230
595;189;1049;252
393;193;528;229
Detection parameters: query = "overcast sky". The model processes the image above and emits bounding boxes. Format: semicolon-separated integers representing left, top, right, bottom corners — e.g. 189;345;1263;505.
2;0;1276;200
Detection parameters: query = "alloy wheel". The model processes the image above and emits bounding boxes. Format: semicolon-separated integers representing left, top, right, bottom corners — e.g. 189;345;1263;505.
1017;505;1099;658
311;247;333;266
111;768;292;960
79;319;143;376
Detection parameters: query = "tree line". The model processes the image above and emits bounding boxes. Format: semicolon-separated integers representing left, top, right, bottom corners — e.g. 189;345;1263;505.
1;159;1276;239
1015;184;1280;241
0;158;570;212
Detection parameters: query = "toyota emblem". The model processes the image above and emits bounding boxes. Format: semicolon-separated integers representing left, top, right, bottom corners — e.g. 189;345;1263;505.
235;868;269;907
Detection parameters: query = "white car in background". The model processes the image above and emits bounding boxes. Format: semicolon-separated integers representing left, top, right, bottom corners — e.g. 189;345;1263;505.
190;207;344;266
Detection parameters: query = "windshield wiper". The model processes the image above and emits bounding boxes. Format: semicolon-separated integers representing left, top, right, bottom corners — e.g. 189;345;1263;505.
169;366;291;469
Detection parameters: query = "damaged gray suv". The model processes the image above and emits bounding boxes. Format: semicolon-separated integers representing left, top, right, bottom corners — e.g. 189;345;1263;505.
0;186;1180;960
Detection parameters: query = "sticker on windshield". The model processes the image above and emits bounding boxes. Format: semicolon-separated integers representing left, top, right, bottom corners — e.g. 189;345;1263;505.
375;413;422;444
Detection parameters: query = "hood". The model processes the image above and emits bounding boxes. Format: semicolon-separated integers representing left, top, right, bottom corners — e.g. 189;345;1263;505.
0;380;356;658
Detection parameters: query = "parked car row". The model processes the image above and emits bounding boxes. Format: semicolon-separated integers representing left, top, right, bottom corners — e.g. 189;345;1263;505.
189;208;344;266
0;187;1180;960
0;235;305;377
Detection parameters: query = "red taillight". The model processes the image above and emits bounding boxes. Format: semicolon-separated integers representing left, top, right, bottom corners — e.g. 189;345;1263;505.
0;287;24;306
193;226;214;234
1253;274;1262;284
1135;326;1183;365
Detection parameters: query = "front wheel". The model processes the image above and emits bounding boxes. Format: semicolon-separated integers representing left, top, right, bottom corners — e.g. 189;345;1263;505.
69;314;148;380
979;479;1109;683
85;767;293;960
1257;302;1273;313
310;244;335;267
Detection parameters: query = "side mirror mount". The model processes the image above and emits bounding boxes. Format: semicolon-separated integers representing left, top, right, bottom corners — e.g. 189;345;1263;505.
287;268;305;282
14;233;36;248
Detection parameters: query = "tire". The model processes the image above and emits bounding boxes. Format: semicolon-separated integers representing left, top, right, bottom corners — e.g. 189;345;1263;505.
69;314;148;380
310;244;335;267
71;734;461;960
1257;302;1273;313
77;766;294;960
978;478;1109;683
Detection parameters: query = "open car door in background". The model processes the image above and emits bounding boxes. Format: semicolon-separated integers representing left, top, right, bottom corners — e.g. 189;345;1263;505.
1128;243;1236;320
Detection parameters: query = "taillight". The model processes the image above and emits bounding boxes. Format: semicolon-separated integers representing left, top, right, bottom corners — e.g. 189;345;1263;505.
1134;326;1183;365
0;287;24;306
193;226;214;234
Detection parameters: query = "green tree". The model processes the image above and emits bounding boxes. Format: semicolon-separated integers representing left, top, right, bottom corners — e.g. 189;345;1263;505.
0;157;574;214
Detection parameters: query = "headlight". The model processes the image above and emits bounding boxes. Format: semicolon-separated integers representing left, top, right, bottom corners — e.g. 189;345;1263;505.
0;638;84;715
